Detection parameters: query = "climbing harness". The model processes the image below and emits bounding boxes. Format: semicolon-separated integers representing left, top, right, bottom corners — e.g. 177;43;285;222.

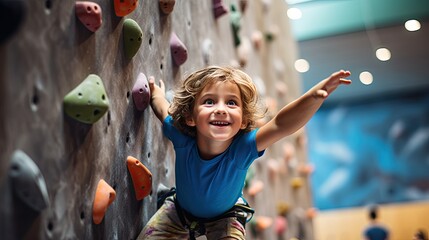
157;188;254;240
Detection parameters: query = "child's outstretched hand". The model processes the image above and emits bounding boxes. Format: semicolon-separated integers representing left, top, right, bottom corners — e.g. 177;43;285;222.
314;70;351;98
149;76;166;99
148;76;170;121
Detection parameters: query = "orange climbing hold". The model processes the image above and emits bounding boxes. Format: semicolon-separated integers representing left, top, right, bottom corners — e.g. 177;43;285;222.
249;215;273;236
247;179;264;197
114;0;138;17
127;156;152;200
92;179;116;224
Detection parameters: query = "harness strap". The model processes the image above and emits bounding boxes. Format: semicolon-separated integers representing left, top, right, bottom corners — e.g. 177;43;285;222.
173;195;254;239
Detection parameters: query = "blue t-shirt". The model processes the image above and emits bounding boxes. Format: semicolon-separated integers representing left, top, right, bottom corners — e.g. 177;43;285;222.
364;225;389;240
163;115;265;218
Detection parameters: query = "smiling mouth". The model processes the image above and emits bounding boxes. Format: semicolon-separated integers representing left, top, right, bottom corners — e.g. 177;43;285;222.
210;121;231;126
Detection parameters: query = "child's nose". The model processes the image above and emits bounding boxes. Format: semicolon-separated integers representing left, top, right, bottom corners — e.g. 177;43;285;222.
214;103;227;114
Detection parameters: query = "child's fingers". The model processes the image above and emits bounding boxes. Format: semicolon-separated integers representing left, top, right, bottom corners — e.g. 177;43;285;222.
148;76;155;84
148;76;156;90
332;70;351;79
340;78;352;85
316;89;328;98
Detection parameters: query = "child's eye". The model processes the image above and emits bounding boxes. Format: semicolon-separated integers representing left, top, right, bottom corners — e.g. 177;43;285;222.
227;100;237;106
203;99;214;105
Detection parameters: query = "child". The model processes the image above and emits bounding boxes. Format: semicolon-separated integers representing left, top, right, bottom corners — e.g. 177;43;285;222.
138;66;351;240
363;205;389;240
414;229;428;240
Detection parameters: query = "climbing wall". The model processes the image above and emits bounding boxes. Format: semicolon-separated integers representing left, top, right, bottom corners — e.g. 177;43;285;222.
0;0;315;239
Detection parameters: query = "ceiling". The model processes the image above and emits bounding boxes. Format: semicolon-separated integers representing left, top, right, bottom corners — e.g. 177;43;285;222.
286;0;429;104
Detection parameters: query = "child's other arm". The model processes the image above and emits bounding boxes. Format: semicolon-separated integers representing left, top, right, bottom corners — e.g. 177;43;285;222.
149;76;170;122
256;70;351;151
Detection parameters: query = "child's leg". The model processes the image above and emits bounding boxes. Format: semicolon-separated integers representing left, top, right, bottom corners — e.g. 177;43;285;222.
137;196;188;240
204;216;246;240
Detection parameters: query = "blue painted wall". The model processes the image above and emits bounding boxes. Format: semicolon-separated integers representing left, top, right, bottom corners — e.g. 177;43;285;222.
307;90;429;210
289;0;429;41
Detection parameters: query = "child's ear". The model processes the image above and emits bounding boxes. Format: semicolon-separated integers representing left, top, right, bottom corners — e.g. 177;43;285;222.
240;120;248;129
186;117;196;127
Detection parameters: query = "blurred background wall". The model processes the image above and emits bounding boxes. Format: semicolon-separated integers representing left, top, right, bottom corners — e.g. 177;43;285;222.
1;0;428;240
288;0;429;239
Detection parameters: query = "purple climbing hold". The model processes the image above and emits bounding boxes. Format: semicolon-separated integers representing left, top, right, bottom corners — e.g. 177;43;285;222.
213;0;228;19
170;32;188;66
132;73;151;111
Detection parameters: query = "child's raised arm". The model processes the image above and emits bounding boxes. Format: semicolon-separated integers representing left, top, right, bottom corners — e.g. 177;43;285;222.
149;76;170;122
256;70;351;152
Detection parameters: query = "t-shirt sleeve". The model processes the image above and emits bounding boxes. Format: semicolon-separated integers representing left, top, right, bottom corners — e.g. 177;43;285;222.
232;129;265;169
162;115;189;147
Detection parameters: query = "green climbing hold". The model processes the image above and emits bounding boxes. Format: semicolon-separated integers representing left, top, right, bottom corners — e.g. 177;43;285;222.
123;19;143;60
230;4;241;47
63;74;109;124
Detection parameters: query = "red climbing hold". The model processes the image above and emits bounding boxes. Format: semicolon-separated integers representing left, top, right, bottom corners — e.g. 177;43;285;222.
75;1;102;32
114;0;138;17
213;0;228;19
92;179;116;224
127;156;152;200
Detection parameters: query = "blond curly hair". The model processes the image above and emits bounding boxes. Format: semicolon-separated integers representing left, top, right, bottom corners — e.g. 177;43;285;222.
169;66;265;137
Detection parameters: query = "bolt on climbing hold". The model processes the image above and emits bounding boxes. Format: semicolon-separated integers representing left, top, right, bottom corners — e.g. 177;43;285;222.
75;1;102;32
230;4;241;47
212;0;228;19
132;73;151;111
170;32;188;66
159;0;175;14
63;74;109;124
92;179;116;224
114;0;138;17
9;150;50;212
123;18;143;60
127;156;152;200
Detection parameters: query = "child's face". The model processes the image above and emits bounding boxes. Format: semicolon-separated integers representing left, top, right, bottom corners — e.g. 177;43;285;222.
186;80;246;142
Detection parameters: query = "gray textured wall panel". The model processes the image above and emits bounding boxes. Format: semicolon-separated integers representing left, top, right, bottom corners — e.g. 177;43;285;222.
0;0;313;239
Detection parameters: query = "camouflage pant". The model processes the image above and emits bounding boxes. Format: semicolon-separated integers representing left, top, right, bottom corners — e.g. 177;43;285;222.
137;196;246;240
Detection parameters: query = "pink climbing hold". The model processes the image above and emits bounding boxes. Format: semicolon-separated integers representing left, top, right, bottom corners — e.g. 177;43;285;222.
275;215;288;236
132;73;151;111
170;32;188;66
75;1;102;32
213;0;228;19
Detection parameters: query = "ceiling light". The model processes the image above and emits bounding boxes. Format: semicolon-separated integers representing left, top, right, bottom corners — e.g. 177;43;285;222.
405;19;421;32
359;71;373;85
294;59;309;73
376;48;391;61
287;8;302;20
